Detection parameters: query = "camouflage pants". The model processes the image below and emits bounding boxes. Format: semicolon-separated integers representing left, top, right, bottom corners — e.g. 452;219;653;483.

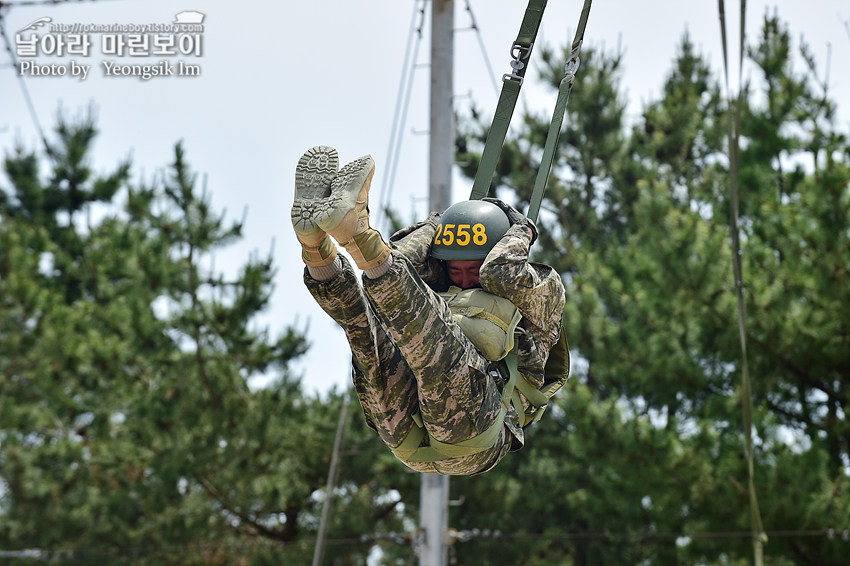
304;251;511;475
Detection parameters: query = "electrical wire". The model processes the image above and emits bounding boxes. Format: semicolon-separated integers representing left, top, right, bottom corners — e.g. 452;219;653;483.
0;0;134;156
0;8;51;155
464;0;499;95
375;0;427;233
3;526;847;561
375;0;497;232
0;0;126;7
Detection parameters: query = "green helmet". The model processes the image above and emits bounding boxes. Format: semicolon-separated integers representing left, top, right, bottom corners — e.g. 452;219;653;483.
430;200;510;260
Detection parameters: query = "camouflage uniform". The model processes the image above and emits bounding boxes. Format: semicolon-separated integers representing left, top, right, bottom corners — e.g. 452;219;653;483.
304;212;566;475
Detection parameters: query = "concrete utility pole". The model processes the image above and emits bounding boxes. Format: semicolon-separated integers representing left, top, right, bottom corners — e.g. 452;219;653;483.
421;1;454;566
428;0;455;215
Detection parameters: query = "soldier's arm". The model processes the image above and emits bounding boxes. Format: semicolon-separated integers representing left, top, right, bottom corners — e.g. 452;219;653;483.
479;224;565;338
389;212;449;290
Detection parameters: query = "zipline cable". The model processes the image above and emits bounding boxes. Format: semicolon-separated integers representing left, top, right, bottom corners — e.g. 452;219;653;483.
717;1;767;564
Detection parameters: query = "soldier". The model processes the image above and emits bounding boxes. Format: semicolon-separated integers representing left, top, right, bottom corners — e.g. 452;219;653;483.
291;145;568;475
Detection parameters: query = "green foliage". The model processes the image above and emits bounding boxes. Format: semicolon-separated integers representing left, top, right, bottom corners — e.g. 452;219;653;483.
450;13;850;566
0;111;408;564
3;10;849;566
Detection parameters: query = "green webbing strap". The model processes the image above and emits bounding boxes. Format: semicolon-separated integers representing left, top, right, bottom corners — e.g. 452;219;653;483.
498;350;526;428
503;350;551;427
390;349;520;464
501;348;547;427
515;372;550;422
527;0;593;223
718;1;767;563
390;342;564;463
391;404;508;463
469;0;548;201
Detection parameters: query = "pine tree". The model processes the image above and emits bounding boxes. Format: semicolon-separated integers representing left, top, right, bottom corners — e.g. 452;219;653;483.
449;13;850;566
0;110;403;564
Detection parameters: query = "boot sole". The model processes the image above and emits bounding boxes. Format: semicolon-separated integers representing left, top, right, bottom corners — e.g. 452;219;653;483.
316;155;375;232
291;146;339;237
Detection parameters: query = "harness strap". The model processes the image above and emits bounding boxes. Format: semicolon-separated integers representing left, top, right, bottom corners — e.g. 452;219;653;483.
390;349;519;464
469;0;548;201
527;0;593;222
390;404;508;463
501;349;552;427
389;344;560;463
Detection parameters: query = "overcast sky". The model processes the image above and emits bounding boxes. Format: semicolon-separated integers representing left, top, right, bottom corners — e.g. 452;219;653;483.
2;0;849;395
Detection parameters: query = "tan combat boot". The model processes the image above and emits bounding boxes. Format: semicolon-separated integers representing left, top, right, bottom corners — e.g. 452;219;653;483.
316;155;390;270
291;146;339;267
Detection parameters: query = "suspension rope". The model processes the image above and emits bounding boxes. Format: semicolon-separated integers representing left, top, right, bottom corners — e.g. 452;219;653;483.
717;2;767;564
468;0;548;201
527;0;593;223
465;0;593;226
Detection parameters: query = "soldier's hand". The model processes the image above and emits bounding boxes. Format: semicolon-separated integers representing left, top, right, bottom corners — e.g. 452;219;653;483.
482;197;538;246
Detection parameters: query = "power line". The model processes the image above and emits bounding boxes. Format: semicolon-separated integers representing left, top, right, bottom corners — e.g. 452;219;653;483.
0;0;126;8
0;0;133;155
2;526;847;561
462;0;498;95
0;8;51;155
312;394;350;566
374;0;498;230
375;0;427;232
445;527;850;543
